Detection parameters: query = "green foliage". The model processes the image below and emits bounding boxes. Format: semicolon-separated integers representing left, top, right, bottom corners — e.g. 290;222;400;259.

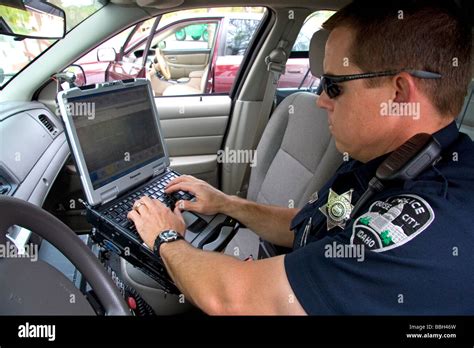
48;0;104;31
0;5;32;35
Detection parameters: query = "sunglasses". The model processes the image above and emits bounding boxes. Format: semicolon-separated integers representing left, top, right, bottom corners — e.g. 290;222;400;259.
316;70;442;99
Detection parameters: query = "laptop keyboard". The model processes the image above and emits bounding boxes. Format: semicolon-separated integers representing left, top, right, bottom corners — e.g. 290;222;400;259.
102;171;193;238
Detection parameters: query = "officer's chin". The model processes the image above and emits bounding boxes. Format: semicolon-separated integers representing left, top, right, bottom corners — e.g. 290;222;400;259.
334;138;345;154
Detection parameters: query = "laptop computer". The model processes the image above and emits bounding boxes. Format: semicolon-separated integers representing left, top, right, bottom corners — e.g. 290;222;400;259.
57;79;238;293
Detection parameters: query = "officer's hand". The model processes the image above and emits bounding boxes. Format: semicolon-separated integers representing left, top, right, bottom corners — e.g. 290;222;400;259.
165;175;229;215
127;196;186;249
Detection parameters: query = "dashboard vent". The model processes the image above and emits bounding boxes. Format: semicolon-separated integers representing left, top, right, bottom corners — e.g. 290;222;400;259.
38;114;55;133
0;175;12;195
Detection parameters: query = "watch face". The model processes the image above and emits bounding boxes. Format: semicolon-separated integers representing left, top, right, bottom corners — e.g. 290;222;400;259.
161;230;178;242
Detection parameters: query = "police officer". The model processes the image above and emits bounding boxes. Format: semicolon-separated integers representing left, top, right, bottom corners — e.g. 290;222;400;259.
127;0;474;314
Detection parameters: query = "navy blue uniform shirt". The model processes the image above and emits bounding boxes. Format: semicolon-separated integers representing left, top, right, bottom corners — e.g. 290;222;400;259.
284;122;474;314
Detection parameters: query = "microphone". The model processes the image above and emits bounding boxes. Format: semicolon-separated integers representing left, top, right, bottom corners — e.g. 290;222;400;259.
350;133;442;218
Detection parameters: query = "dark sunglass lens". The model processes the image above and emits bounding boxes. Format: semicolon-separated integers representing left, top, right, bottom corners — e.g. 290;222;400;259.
316;81;324;95
327;83;341;98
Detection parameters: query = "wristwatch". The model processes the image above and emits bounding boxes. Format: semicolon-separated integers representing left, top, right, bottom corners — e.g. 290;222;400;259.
153;229;183;256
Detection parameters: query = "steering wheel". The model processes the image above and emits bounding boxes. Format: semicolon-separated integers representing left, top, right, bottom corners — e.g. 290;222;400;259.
154;48;171;80
0;196;130;315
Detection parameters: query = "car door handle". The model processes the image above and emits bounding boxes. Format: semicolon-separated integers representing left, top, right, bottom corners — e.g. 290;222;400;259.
168;56;177;61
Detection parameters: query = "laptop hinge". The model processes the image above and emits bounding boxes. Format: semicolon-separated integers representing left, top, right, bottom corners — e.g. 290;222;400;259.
100;186;119;205
153;163;166;177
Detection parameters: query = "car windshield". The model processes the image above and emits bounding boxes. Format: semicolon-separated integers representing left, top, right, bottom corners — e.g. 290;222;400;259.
0;0;105;89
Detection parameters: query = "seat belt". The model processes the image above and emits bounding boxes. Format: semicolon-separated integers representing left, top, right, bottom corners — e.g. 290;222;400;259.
236;18;295;197
253;13;296;147
235;43;288;198
252;41;288;148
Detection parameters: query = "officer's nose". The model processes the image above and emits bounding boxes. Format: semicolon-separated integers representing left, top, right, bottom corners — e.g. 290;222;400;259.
317;89;334;113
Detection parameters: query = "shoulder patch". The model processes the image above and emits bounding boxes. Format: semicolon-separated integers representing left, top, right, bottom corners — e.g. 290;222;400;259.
350;194;435;252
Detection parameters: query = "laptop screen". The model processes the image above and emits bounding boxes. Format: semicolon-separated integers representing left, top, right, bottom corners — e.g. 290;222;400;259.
69;84;165;189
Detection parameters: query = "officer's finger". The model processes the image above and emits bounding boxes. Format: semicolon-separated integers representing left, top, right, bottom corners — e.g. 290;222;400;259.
140;195;155;206
166;175;195;188
165;182;196;195
173;205;185;223
175;199;199;212
139;195;166;216
127;209;142;226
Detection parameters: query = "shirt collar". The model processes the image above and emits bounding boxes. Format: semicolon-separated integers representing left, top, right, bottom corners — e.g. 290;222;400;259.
350;121;459;185
431;121;459;151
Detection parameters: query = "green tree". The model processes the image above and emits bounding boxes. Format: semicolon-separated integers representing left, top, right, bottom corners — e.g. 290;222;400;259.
0;5;32;35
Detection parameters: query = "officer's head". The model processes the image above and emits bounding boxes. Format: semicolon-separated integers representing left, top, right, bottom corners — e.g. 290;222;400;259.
317;0;472;162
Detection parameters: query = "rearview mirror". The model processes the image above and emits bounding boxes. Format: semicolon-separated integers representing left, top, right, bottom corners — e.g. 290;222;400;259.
0;0;66;39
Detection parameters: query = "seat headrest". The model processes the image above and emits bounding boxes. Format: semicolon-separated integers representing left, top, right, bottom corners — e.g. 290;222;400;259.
309;29;330;77
459;80;474;127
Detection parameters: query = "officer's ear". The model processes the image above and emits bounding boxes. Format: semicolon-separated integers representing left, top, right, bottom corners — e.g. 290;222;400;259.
391;72;417;104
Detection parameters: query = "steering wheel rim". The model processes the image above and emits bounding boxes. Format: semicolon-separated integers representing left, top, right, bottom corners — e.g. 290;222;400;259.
155;48;171;80
0;196;130;315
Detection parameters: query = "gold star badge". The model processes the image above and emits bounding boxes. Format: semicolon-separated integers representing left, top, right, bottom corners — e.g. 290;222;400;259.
319;189;354;231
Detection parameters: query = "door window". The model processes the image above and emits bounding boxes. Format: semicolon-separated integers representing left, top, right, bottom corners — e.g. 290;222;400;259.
73;7;266;96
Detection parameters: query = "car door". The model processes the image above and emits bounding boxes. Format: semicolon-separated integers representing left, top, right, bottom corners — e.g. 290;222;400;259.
73;8;266;188
106;17;158;81
149;17;225;187
158;19;221;81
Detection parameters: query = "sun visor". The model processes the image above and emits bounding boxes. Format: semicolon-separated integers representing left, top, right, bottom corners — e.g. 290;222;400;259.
136;0;184;9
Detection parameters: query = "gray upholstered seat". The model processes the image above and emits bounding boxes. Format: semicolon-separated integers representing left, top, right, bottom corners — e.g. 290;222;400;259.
458;80;474;140
246;92;341;208
225;29;343;259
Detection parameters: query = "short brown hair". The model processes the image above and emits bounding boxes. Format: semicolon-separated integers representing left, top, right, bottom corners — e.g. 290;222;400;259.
323;0;473;117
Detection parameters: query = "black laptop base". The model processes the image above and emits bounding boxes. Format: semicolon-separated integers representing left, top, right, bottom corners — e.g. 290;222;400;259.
83;171;240;294
88;207;239;294
88;214;179;293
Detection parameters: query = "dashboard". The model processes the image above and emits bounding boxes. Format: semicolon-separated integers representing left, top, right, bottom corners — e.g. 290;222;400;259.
0;101;70;245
